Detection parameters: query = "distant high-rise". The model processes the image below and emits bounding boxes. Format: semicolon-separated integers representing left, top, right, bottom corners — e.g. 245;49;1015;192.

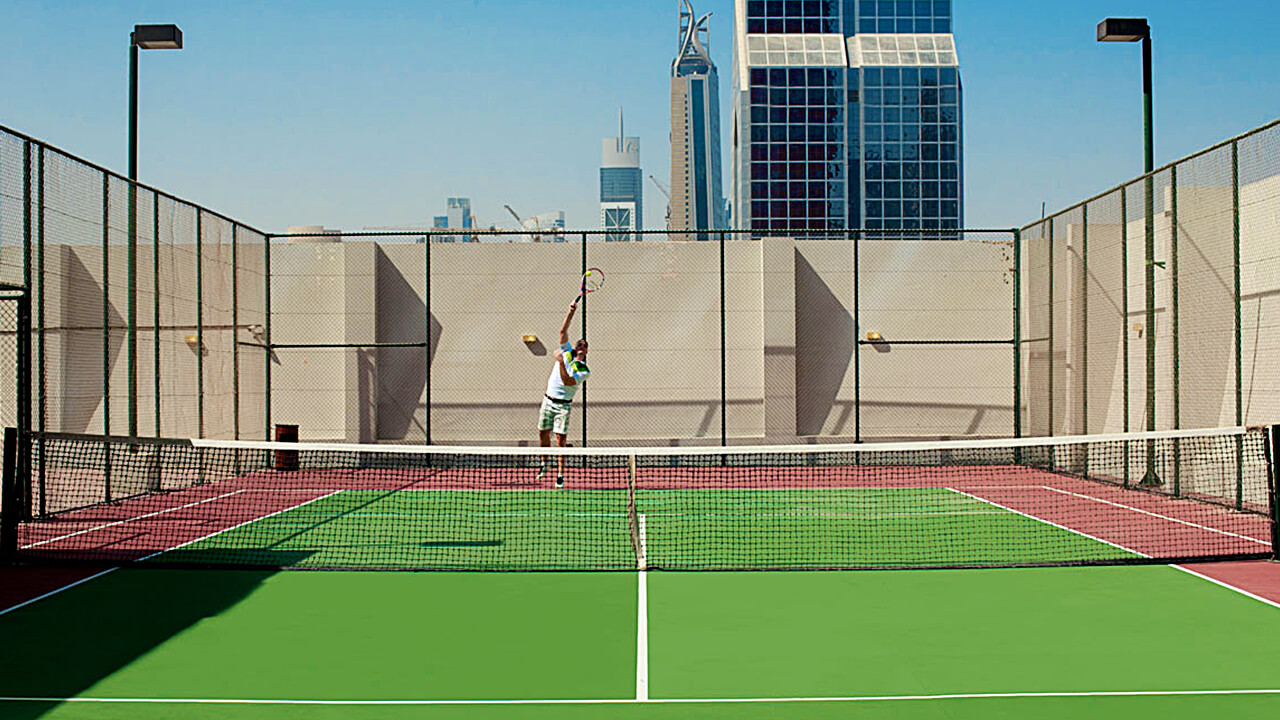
447;198;474;231
671;0;727;241
601;110;643;242
731;0;963;235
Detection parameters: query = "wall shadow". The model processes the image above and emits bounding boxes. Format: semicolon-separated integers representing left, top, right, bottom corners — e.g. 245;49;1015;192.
795;252;853;436
0;557;305;719
62;249;123;433
374;247;433;440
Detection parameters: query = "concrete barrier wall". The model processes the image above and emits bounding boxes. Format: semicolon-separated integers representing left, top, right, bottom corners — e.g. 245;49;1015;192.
39;235;1020;445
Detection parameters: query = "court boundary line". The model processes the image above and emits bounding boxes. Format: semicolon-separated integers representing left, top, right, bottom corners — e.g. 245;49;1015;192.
21;490;245;549
0;569;118;618
949;487;1280;611
0;491;344;616
635;513;649;702
139;490;344;561
3;688;1280;706
1041;486;1271;546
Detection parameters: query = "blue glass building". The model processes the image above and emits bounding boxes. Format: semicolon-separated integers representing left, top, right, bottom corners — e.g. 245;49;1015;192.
601;110;643;242
731;0;962;235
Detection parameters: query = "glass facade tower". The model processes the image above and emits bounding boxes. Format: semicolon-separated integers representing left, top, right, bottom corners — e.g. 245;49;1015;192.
671;0;728;241
731;0;963;235
601;110;644;242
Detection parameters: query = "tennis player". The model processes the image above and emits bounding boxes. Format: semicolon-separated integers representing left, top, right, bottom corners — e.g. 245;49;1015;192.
537;298;590;487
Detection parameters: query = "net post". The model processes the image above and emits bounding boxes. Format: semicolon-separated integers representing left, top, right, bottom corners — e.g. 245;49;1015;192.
1;427;17;564
627;453;640;569
1232;141;1243;509
1269;425;1280;559
1012;228;1021;441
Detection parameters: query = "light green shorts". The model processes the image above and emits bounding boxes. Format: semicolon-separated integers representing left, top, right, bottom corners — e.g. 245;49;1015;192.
538;396;572;435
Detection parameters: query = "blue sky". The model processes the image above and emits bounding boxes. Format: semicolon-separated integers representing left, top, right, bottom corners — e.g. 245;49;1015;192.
2;0;1278;233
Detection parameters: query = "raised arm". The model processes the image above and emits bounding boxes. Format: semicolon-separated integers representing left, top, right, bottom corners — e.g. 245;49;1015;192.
558;300;578;345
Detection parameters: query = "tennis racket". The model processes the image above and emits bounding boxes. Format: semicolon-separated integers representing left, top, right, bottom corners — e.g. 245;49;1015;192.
574;267;605;302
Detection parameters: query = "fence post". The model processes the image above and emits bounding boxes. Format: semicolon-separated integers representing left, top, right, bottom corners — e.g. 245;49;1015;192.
1171;164;1181;496
853;229;861;443
1121;190;1130;486
580;232;587;448
1233;141;1243;509
720;230;727;447
1012;228;1021;439
196;210;204;439
1081;205;1089;435
36;146;47;515
232;225;240;441
128;178;137;438
1047;217;1055;436
264;233;272;441
153;192;161;437
101;174;112;501
430;229;435;443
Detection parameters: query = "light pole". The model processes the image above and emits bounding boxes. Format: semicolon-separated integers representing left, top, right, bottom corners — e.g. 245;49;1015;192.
1098;17;1159;485
128;24;182;438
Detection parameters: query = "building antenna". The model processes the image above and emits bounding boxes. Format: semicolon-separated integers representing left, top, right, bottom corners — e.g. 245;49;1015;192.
618;107;625;152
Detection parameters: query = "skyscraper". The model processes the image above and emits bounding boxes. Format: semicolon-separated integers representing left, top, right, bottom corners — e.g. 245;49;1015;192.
601;110;643;242
671;0;727;241
731;0;963;235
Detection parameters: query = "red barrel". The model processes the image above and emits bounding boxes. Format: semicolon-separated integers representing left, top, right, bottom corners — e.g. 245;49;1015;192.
274;424;299;471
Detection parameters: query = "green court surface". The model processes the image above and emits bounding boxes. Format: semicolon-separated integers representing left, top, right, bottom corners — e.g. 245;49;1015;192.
2;566;1280;719
150;488;1136;569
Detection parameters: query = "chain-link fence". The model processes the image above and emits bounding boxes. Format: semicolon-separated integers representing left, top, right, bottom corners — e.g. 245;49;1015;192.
1;125;268;452
265;228;1016;445
1020;118;1280;505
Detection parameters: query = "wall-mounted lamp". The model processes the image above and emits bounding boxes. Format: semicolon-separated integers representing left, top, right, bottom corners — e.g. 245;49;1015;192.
522;334;538;344
866;332;884;342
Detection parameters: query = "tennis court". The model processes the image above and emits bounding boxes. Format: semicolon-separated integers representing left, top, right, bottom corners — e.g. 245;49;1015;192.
2;429;1280;719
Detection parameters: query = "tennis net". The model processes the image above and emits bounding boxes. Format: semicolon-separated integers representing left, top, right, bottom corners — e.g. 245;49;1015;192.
6;427;1278;571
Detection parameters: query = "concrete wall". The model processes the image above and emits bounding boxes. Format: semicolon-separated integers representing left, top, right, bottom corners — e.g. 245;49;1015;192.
33;235;1019;445
1034;171;1280;439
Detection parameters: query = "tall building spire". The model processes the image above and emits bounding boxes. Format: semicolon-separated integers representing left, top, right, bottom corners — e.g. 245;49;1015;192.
670;0;724;239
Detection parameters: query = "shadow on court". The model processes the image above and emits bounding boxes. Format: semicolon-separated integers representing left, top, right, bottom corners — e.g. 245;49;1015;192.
0;551;311;720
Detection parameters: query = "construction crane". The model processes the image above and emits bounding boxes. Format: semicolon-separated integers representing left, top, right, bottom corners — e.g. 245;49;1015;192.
649;175;672;230
504;204;541;242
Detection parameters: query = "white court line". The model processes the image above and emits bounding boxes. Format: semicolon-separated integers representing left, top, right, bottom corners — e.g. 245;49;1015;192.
949;487;1280;612
139;490;344;561
636;514;649;702
0;491;344;616
3;688;1280;706
1040;486;1271;546
0;569;118;618
20;490;246;549
945;488;1144;558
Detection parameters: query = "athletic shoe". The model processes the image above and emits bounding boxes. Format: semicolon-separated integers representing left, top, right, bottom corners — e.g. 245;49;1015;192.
555;475;565;489
536;462;548;481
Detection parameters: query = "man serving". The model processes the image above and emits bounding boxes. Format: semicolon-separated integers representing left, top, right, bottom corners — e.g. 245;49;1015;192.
537;298;590;488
